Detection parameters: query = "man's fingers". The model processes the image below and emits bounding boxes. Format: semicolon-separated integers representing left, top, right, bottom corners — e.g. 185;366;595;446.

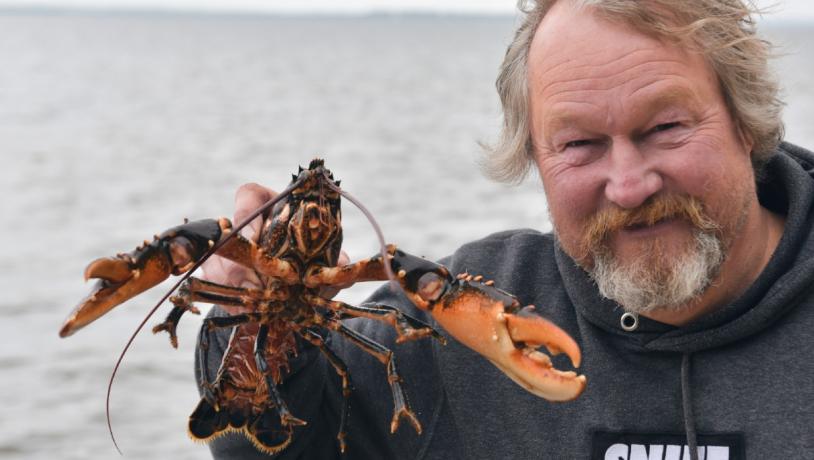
200;257;259;315
197;183;276;315
337;250;350;267
234;183;277;241
201;256;229;286
201;256;261;288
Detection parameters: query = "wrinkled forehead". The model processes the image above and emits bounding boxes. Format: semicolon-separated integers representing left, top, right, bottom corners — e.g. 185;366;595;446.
528;2;683;81
526;1;715;119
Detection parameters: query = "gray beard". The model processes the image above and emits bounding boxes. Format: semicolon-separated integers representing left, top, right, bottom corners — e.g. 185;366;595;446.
589;231;725;314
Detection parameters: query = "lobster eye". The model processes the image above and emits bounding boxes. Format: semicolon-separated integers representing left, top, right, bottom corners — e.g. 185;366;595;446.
417;272;446;302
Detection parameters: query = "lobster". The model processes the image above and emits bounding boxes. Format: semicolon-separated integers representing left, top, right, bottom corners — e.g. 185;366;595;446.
59;159;586;455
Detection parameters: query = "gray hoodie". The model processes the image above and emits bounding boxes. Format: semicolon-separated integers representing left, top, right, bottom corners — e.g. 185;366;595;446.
197;142;814;460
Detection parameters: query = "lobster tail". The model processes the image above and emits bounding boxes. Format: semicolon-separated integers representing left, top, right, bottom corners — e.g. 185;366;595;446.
248;407;294;454
188;397;229;441
187;398;293;455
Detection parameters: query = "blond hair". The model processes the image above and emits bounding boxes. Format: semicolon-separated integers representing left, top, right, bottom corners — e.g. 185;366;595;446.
484;0;784;183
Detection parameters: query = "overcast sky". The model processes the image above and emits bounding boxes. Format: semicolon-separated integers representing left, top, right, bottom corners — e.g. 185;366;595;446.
2;0;813;21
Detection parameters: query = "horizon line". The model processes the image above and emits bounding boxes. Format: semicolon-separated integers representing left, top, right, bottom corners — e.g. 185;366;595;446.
1;4;812;25
0;5;516;17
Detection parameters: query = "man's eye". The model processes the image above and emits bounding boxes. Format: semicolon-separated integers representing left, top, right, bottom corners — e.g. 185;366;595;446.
651;122;680;133
565;139;592;148
559;139;603;166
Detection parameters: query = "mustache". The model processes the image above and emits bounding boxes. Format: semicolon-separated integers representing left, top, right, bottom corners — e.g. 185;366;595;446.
580;194;720;258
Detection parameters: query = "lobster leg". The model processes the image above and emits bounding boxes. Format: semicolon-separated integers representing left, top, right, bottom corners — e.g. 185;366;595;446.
152;283;199;349
152;304;190;349
305;293;444;344
341;303;445;344
302;245;396;288
206;313;264;330
300;328;351;453
255;324;307;428
182;277;290;301
330;321;421;435
153;277;282;347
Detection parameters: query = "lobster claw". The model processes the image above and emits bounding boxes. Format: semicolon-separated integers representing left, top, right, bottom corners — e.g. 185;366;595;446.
59;218;229;338
390;250;586;402
59;245;173;338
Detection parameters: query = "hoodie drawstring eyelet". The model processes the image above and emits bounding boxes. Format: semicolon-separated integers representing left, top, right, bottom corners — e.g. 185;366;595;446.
620;312;639;331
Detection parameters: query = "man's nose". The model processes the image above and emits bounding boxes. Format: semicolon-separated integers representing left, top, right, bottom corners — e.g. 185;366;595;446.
603;139;663;209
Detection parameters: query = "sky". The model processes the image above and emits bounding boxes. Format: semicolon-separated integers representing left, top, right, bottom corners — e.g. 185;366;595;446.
1;0;813;22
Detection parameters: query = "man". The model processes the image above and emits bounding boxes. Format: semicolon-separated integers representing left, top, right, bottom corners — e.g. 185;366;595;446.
199;1;814;459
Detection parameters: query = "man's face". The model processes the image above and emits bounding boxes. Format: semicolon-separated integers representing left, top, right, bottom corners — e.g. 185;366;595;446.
528;3;756;312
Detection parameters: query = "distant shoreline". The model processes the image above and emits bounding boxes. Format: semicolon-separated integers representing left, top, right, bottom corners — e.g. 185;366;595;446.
0;6;811;27
0;6;517;20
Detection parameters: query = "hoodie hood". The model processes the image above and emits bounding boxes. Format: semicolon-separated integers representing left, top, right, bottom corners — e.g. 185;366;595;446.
559;142;814;353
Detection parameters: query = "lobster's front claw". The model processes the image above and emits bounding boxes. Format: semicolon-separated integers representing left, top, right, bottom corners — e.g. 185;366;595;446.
390;250;586;402
59;218;230;338
59;248;173;338
497;306;585;401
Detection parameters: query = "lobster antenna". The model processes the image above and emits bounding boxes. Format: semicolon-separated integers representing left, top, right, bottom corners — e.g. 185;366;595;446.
105;176;306;455
324;177;400;291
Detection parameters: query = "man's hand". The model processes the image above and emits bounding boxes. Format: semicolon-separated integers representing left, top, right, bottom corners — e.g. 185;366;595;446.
200;182;349;314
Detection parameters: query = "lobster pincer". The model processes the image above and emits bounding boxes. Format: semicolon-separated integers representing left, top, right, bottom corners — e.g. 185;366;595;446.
59;218;233;338
389;249;587;402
